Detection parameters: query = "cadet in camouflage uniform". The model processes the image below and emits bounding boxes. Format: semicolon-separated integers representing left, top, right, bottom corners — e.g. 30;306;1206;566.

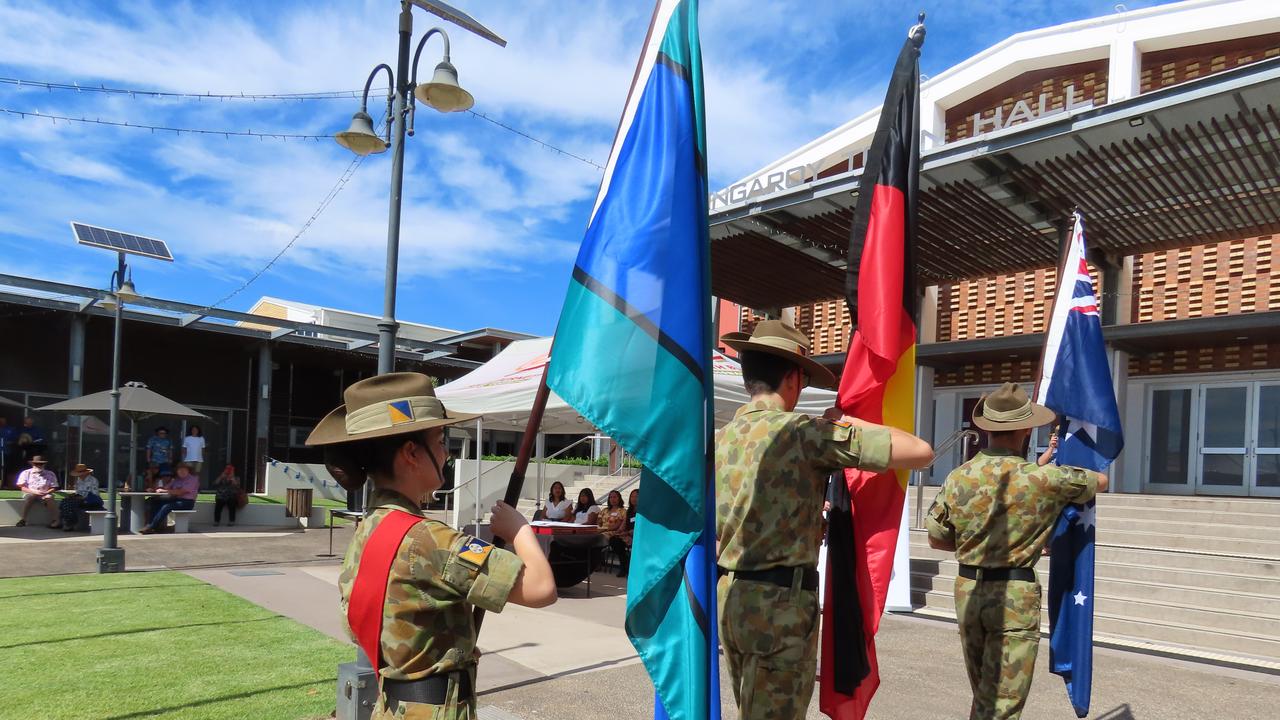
308;373;556;719
927;382;1107;720
716;320;935;720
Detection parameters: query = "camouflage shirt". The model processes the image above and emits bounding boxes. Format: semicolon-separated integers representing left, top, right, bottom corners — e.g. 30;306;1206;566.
926;448;1097;568
338;489;524;680
716;396;892;571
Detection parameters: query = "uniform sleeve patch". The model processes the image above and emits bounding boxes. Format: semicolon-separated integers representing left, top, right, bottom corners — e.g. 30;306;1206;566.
831;420;852;428
458;536;494;568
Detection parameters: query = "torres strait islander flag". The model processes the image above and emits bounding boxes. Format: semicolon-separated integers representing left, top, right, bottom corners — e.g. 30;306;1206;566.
821;22;924;720
1035;211;1124;718
545;2;719;720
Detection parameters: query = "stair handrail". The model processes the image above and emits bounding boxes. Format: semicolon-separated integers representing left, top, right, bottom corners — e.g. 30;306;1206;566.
435;434;617;528
913;429;979;529
435;434;612;499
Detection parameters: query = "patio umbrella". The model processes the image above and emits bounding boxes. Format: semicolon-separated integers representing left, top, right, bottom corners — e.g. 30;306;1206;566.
39;386;208;421
39;385;208;491
0;395;24;409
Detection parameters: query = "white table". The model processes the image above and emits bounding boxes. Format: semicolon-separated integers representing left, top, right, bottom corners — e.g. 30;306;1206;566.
118;491;161;533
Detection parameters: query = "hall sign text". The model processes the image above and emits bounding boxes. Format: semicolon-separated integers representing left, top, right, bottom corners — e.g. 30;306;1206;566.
971;83;1093;136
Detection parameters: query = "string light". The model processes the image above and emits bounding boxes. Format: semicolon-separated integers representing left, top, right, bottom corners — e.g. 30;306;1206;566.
205;153;366;309
0;107;329;141
1;76;605;168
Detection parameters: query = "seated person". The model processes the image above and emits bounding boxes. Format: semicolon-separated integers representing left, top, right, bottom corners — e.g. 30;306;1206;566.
140;463;199;534
58;463;104;532
15;455;59;528
598;490;627;536
610;488;638;577
541;481;573;521
572;488;600;525
212;464;241;527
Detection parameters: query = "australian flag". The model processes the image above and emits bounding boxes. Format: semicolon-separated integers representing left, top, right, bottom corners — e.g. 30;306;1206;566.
1034;211;1123;717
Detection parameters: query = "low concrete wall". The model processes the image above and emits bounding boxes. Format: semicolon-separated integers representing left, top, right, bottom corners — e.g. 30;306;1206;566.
263;460;346;502
1;498;328;529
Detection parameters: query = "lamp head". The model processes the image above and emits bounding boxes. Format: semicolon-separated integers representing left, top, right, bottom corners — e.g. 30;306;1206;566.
335;110;388;156
116;278;140;303
414;60;474;113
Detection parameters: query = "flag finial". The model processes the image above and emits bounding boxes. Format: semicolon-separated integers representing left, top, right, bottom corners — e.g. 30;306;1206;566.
910;13;927;48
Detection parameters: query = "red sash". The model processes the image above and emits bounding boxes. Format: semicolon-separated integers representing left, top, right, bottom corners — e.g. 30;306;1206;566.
347;509;422;670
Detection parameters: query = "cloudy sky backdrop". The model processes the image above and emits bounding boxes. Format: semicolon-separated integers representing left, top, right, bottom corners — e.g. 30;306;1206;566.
0;0;1168;335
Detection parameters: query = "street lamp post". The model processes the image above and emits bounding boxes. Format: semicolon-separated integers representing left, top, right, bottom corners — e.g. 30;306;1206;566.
332;3;501;717
336;7;477;379
97;260;138;573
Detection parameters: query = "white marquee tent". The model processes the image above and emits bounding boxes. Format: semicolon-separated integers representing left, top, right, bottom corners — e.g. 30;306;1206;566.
435;337;838;434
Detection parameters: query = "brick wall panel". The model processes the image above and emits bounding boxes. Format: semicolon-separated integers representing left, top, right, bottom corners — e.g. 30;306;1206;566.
1140;33;1280;94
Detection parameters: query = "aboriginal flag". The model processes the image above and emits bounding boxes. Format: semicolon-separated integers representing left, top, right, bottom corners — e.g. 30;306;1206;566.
820;24;923;720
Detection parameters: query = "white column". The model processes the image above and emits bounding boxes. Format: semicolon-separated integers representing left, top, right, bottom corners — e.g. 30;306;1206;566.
473;417;483;531
1110;347;1131;493
535;432;546;508
1107;37;1142;104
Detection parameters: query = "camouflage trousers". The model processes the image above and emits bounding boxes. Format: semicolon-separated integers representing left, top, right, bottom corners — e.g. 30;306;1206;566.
717;572;819;720
954;576;1041;720
372;667;476;720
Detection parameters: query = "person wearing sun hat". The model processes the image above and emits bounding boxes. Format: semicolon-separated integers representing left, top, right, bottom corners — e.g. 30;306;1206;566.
15;455;60;528
58;463;104;532
714;319;935;719
308;372;555;719
926;382;1109;720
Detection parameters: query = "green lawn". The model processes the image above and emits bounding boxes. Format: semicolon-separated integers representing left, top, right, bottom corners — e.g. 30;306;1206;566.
0;571;349;720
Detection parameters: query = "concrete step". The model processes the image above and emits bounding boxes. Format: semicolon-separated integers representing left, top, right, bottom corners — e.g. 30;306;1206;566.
911;589;1280;661
1097;494;1280;515
1087;505;1280;526
910;491;1280;517
909;532;1280;577
911;554;1280;595
1090;516;1277;541
908;525;1280;559
1095;528;1280;556
910;568;1280;617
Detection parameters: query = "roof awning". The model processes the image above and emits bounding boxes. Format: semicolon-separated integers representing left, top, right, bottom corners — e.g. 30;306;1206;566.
710;57;1280;309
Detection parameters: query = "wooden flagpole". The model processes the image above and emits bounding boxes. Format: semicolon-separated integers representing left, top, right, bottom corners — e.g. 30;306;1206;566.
475;363;552;631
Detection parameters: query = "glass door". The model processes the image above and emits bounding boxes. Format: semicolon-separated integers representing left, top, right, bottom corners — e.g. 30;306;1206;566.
1252;383;1280;498
1145;386;1195;494
1196;383;1252;497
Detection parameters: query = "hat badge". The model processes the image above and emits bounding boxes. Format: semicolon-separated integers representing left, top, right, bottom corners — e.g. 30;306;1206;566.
387;400;414;425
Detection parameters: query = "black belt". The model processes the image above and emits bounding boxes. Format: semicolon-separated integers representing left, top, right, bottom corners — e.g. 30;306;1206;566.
383;671;471;709
958;565;1037;583
718;565;819;592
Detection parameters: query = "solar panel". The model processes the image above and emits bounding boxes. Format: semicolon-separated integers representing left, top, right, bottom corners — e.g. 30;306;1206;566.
70;222;174;262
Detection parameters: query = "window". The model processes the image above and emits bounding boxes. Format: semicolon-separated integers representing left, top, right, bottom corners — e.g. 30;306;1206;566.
1147;387;1192;486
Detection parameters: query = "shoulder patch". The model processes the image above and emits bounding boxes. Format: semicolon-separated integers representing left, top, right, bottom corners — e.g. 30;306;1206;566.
457;536;494;568
830;420;852;428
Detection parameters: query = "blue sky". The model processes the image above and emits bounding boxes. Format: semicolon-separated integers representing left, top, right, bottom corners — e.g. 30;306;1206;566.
0;0;1170;336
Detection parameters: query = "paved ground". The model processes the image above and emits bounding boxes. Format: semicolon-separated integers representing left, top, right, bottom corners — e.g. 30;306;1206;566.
482;612;1280;720
3;522;1278;719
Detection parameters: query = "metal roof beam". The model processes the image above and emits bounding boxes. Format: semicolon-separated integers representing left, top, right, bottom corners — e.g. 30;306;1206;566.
0;272;456;355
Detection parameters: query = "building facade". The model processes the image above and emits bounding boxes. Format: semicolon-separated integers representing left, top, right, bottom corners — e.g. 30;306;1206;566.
0;275;529;491
710;0;1280;497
